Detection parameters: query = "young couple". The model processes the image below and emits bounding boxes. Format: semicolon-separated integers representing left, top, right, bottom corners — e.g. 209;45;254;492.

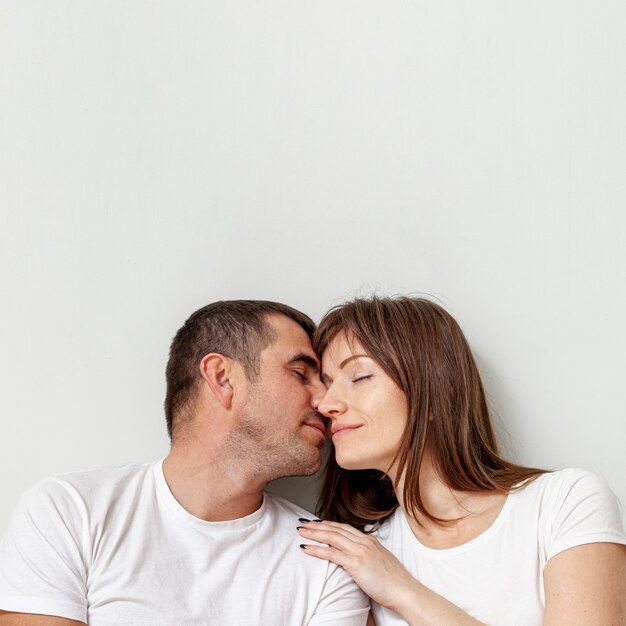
0;297;624;625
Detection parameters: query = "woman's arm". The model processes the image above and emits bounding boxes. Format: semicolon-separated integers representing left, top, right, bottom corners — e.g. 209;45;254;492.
300;521;626;626
298;520;484;626
543;542;626;626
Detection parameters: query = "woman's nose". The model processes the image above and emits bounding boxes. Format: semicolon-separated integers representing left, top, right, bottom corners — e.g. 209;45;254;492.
316;388;346;418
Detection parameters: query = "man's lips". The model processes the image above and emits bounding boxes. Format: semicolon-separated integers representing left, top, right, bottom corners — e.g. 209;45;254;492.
304;421;327;437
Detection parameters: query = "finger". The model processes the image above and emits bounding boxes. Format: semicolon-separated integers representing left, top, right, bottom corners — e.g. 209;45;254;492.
303;519;368;539
298;522;360;544
298;526;366;552
299;543;351;568
299;521;360;540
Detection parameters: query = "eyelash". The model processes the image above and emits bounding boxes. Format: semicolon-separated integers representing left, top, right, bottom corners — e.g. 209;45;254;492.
294;371;307;381
321;374;372;388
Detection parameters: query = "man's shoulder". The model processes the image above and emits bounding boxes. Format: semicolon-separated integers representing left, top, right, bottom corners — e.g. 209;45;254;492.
262;491;316;521
21;460;158;512
52;459;154;489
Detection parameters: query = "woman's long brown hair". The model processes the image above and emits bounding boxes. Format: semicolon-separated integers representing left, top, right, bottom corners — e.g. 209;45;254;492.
314;296;547;531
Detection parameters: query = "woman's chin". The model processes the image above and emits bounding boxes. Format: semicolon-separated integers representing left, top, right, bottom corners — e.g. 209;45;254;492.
335;454;374;472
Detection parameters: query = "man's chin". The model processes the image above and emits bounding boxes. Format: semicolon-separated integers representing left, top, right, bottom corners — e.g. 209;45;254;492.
285;448;322;478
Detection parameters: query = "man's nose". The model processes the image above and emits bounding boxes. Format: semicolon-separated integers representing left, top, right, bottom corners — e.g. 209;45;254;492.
309;378;327;410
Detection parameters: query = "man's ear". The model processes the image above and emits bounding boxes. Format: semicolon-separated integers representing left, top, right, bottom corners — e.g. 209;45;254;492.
198;353;238;409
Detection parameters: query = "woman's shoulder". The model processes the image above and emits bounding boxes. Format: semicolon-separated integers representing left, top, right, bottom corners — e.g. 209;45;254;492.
513;467;625;559
515;467;616;501
511;467;622;518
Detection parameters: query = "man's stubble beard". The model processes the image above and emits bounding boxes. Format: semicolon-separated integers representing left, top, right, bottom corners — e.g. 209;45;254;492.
226;398;322;483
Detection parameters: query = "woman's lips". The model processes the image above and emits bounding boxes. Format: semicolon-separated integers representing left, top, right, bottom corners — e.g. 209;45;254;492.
331;424;362;439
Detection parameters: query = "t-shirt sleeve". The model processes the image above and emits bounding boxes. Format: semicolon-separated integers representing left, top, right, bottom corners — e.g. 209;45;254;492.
545;468;626;562
308;561;370;625
0;477;89;622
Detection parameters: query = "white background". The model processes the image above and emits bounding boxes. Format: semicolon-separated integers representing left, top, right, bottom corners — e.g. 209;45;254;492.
1;1;624;532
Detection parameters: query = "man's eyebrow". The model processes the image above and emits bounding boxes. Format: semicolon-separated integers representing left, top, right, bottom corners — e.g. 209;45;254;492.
288;353;320;373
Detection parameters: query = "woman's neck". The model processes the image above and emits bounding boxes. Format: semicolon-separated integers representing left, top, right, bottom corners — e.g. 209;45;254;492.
391;449;508;548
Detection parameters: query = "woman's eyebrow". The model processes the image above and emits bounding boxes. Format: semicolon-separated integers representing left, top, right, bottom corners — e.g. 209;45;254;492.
339;354;370;369
320;355;372;381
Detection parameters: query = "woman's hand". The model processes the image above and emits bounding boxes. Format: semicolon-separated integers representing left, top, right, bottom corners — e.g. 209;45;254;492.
297;519;417;611
298;520;485;625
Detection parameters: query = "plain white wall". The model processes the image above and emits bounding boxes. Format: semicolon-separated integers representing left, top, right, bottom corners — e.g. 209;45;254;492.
1;1;624;532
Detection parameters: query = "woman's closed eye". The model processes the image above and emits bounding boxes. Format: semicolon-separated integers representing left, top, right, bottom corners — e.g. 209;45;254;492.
352;374;372;383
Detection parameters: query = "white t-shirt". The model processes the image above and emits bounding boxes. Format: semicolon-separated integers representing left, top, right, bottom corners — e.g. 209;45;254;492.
371;468;626;626
0;460;369;625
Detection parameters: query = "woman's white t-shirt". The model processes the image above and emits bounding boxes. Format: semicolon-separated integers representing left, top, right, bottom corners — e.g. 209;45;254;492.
371;468;625;626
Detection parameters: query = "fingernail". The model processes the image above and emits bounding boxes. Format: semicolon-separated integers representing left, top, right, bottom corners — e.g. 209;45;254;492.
298;517;311;523
296;526;303;530
300;544;309;550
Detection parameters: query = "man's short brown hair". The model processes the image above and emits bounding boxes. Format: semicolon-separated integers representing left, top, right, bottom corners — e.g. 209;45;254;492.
164;300;315;439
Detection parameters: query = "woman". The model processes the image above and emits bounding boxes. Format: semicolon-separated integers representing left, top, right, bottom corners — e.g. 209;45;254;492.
297;296;626;625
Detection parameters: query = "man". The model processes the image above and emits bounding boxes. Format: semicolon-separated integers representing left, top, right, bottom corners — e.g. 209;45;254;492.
0;300;369;625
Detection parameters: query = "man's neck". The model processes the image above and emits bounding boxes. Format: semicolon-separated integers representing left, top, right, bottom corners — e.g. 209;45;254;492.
162;442;267;522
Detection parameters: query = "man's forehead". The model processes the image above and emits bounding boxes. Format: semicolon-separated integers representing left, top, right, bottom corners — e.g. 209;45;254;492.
265;312;310;338
264;314;319;364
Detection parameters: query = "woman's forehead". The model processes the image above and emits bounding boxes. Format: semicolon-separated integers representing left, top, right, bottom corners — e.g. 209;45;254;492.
322;332;370;367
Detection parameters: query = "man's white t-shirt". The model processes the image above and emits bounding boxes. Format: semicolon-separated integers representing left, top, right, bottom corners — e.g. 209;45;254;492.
370;468;626;626
0;460;369;625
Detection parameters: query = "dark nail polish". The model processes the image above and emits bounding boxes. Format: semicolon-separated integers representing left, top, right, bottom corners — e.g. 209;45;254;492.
300;544;308;549
296;526;303;530
298;517;311;523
